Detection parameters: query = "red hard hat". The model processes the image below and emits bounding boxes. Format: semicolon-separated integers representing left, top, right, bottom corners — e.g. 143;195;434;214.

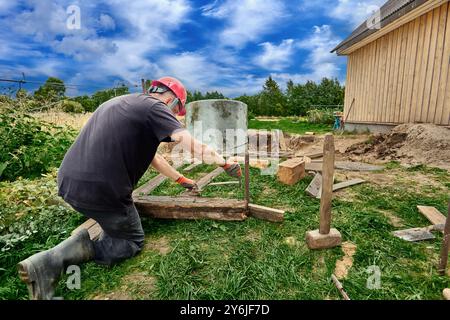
151;76;187;114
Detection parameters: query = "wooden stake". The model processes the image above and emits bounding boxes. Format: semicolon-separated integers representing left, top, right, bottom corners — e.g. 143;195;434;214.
331;274;350;300
245;139;250;211
438;200;450;275
319;134;335;235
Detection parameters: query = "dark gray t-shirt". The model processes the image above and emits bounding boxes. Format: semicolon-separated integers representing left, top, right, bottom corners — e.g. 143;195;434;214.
58;93;183;211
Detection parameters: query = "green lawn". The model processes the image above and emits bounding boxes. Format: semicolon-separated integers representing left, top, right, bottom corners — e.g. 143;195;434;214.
249;118;332;135
44;163;449;300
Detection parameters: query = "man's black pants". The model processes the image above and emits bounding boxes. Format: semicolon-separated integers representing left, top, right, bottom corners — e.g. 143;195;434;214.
72;204;145;266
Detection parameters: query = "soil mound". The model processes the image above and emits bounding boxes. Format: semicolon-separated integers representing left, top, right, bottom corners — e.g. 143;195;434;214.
347;124;450;169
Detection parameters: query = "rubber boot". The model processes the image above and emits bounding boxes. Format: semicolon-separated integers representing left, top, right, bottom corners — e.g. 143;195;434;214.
17;229;95;300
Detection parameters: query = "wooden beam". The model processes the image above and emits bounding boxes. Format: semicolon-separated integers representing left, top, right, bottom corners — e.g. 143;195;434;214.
133;162;183;197
392;227;436;242
332;179;366;193
71;218;102;241
277;158;306;185
182;167;224;195
417;205;447;225
183;162;201;172
248;204;284;222
319;134;335;235
306;173;322;198
208;181;240;186
134;195;247;221
331;274;351;300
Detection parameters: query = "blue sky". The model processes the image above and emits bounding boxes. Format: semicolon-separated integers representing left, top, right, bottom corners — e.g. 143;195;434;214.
0;0;385;97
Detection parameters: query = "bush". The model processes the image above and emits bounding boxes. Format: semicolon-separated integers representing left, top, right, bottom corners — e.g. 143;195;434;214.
0;170;83;299
306;109;336;124
61;100;84;113
0;107;77;181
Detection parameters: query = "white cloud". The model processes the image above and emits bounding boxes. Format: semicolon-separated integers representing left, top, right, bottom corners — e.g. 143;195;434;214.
254;39;295;71
301;0;385;29
269;25;344;88
203;0;287;48
98;14;116;31
159;52;227;91
330;0;385;28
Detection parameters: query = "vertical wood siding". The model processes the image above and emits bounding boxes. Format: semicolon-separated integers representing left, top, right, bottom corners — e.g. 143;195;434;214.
344;2;450;125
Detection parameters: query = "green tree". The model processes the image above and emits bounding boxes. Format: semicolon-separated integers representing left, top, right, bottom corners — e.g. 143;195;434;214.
34;77;66;102
259;76;286;116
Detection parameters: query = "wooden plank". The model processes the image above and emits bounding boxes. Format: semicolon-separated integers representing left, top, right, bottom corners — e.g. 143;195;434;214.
399;20;415;123
71;218;97;236
390;26;403;123
307;176;365;199
435;2;450;124
183;162;201;172
133;162;183;197
306;173;322;198
428;3;448;123
421;6;440;122
306;161;383;172
417;11;434;122
134;196;247;221
388;28;400;123
182;167;224;195
208;181;240;186
417;205;447;225
391;26;407;123
332;179;366;193
319;134;335;234
248;204;284;223
393;227;436;242
331;274;351;301
410;14;428;122
87;222;102;241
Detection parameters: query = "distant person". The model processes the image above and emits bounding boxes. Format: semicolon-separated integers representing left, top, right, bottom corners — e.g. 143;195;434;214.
17;77;242;300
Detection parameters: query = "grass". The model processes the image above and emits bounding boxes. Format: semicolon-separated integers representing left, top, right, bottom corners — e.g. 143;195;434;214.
249;118;332;135
44;162;449;300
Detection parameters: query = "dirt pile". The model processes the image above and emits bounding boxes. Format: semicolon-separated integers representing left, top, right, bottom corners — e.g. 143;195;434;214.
347;124;450;169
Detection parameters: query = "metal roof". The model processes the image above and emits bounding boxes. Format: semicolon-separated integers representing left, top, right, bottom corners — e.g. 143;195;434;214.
332;0;428;55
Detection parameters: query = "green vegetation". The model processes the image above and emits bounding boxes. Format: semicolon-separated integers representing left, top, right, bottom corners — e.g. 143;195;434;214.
0;160;448;300
0;108;77;181
249;118;331;135
236;77;344;118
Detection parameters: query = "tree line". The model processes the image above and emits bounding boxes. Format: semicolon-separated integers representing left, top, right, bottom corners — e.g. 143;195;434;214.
3;76;344;116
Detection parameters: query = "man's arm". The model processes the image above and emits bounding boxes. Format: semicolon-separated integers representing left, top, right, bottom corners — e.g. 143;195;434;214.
151;153;197;190
171;130;242;179
171;130;226;166
151;154;182;181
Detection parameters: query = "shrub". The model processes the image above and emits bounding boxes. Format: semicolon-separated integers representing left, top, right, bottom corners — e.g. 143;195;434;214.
61;100;84;113
0;107;77;181
306;109;336;124
0;170;83;299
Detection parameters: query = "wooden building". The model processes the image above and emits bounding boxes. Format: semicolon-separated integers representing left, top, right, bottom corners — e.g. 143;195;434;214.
333;0;450;132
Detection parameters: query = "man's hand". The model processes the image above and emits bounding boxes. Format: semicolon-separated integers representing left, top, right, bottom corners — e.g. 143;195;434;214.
221;162;242;179
176;175;198;190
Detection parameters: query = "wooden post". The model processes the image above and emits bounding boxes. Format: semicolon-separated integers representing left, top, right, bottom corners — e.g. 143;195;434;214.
245;139;250;211
438;200;450;275
305;133;341;250
319;133;335;234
